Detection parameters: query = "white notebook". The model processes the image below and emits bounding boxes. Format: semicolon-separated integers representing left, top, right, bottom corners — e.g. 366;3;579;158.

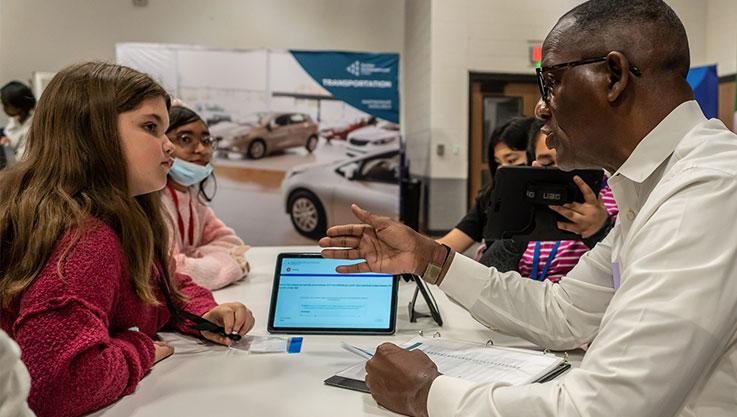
325;336;569;393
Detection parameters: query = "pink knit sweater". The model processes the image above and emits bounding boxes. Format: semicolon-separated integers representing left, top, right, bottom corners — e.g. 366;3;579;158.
0;217;218;417
161;186;247;290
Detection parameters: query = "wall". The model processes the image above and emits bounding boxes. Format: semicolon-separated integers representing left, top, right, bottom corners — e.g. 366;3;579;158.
403;0;432;179
706;0;737;76
421;0;724;230
0;0;405;124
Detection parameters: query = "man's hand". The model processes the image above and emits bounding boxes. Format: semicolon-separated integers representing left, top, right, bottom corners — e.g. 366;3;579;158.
319;204;437;276
200;302;255;346
365;343;441;417
549;176;609;238
0;136;10;146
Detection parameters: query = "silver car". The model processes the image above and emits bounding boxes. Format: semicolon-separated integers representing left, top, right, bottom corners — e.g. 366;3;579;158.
281;150;400;239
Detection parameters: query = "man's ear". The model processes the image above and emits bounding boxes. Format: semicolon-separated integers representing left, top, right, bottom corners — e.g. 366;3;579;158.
605;51;631;103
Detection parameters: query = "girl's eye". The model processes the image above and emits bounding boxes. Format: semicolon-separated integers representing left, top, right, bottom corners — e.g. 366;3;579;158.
143;123;157;133
179;135;192;144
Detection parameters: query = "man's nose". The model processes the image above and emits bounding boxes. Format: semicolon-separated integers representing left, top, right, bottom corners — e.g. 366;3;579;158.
534;97;550;121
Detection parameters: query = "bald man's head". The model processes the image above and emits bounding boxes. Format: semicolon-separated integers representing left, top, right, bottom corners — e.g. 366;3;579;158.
551;0;690;79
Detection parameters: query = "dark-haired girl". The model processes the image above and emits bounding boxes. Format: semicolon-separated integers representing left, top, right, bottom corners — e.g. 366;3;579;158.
161;105;250;290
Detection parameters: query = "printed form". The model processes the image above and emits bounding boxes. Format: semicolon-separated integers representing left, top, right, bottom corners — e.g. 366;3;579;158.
335;336;565;386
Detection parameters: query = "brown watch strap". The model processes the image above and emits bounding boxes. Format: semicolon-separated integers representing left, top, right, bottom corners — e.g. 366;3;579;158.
421;243;451;285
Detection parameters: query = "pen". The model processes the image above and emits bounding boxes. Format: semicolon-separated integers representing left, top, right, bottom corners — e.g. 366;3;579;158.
340;341;374;359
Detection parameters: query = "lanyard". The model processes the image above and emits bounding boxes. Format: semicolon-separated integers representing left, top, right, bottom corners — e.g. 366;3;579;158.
531;241;561;281
167;185;194;245
528;175;606;282
154;262;240;342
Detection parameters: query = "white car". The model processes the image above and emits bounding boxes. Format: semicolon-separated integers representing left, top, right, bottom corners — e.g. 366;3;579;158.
345;122;400;157
281;150;400;239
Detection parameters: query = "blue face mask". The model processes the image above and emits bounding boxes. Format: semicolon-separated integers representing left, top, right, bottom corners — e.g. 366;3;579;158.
168;158;213;186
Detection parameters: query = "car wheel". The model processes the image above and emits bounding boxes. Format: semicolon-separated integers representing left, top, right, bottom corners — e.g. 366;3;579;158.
288;190;327;240
305;135;318;153
248;139;266;159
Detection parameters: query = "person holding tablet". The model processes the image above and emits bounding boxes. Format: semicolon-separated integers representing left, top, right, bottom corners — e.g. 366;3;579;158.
320;1;737;416
478;122;618;282
0;62;255;417
437;117;534;256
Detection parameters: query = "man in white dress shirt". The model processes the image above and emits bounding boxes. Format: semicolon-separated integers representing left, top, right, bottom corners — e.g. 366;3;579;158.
319;1;737;416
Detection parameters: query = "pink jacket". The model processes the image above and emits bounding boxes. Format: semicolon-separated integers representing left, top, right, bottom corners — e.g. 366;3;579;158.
0;217;218;417
161;186;247;290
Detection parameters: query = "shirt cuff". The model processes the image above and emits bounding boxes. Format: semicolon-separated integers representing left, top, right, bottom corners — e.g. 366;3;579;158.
438;254;491;308
427;375;476;417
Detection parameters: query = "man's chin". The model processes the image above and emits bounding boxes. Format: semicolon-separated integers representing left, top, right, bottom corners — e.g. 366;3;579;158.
555;156;576;172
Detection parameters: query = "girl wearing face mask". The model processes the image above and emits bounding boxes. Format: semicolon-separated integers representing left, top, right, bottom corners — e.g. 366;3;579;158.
0;81;36;163
161;105;250;290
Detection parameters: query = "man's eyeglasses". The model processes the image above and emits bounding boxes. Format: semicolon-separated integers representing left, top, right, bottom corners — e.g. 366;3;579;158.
536;56;642;102
169;133;218;151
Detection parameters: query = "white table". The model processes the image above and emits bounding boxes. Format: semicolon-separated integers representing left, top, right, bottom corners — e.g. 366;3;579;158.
92;246;582;417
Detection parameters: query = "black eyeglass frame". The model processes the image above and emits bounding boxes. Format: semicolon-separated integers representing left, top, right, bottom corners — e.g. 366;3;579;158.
536;56;642;102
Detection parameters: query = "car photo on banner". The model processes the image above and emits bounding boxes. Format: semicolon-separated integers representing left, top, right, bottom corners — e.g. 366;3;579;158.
117;45;401;245
212;112;319;159
346;121;400;157
282;150;400;239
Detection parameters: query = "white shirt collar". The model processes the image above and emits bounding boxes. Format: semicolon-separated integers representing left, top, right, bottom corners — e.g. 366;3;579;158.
613;100;706;183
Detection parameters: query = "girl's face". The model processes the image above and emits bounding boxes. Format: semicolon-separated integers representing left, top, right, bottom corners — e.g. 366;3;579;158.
118;97;175;196
167;120;213;166
493;143;528;167
533;132;558;167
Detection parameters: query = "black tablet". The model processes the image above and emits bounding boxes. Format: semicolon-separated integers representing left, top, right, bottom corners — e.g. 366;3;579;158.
268;253;398;335
484;166;605;242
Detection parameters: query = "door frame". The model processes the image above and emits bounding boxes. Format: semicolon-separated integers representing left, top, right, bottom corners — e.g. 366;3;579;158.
467;72;538;209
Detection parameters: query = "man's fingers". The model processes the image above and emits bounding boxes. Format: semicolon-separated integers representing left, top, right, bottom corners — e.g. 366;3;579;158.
321;248;363;260
335;262;371;274
318;236;361;248
352;204;392;231
324;223;368;239
573;176;598;203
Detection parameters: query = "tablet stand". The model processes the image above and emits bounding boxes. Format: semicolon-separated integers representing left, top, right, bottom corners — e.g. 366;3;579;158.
403;274;443;326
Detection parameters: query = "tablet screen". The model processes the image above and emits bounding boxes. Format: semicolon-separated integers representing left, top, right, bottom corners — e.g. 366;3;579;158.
268;253;398;334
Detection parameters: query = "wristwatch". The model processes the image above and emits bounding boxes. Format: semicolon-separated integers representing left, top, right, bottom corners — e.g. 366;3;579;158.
421;243;451;285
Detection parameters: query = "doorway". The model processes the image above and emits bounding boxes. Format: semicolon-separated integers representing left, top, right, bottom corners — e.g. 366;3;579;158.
468;73;539;208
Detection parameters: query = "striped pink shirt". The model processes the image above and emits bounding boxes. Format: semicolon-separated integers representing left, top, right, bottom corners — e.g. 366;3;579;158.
518;182;618;282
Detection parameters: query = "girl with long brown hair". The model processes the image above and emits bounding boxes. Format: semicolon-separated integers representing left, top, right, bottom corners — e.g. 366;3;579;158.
0;62;255;417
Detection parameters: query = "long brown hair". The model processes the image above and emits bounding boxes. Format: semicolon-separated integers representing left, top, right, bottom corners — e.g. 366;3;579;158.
0;61;185;308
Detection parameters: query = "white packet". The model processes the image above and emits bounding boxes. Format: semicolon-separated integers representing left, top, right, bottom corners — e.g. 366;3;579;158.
229;335;303;354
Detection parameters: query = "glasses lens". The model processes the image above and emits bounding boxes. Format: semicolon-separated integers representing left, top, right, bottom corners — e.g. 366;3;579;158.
202;137;217;150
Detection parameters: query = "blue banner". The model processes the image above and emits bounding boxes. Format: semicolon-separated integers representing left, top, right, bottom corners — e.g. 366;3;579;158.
687;64;718;119
291;51;400;124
